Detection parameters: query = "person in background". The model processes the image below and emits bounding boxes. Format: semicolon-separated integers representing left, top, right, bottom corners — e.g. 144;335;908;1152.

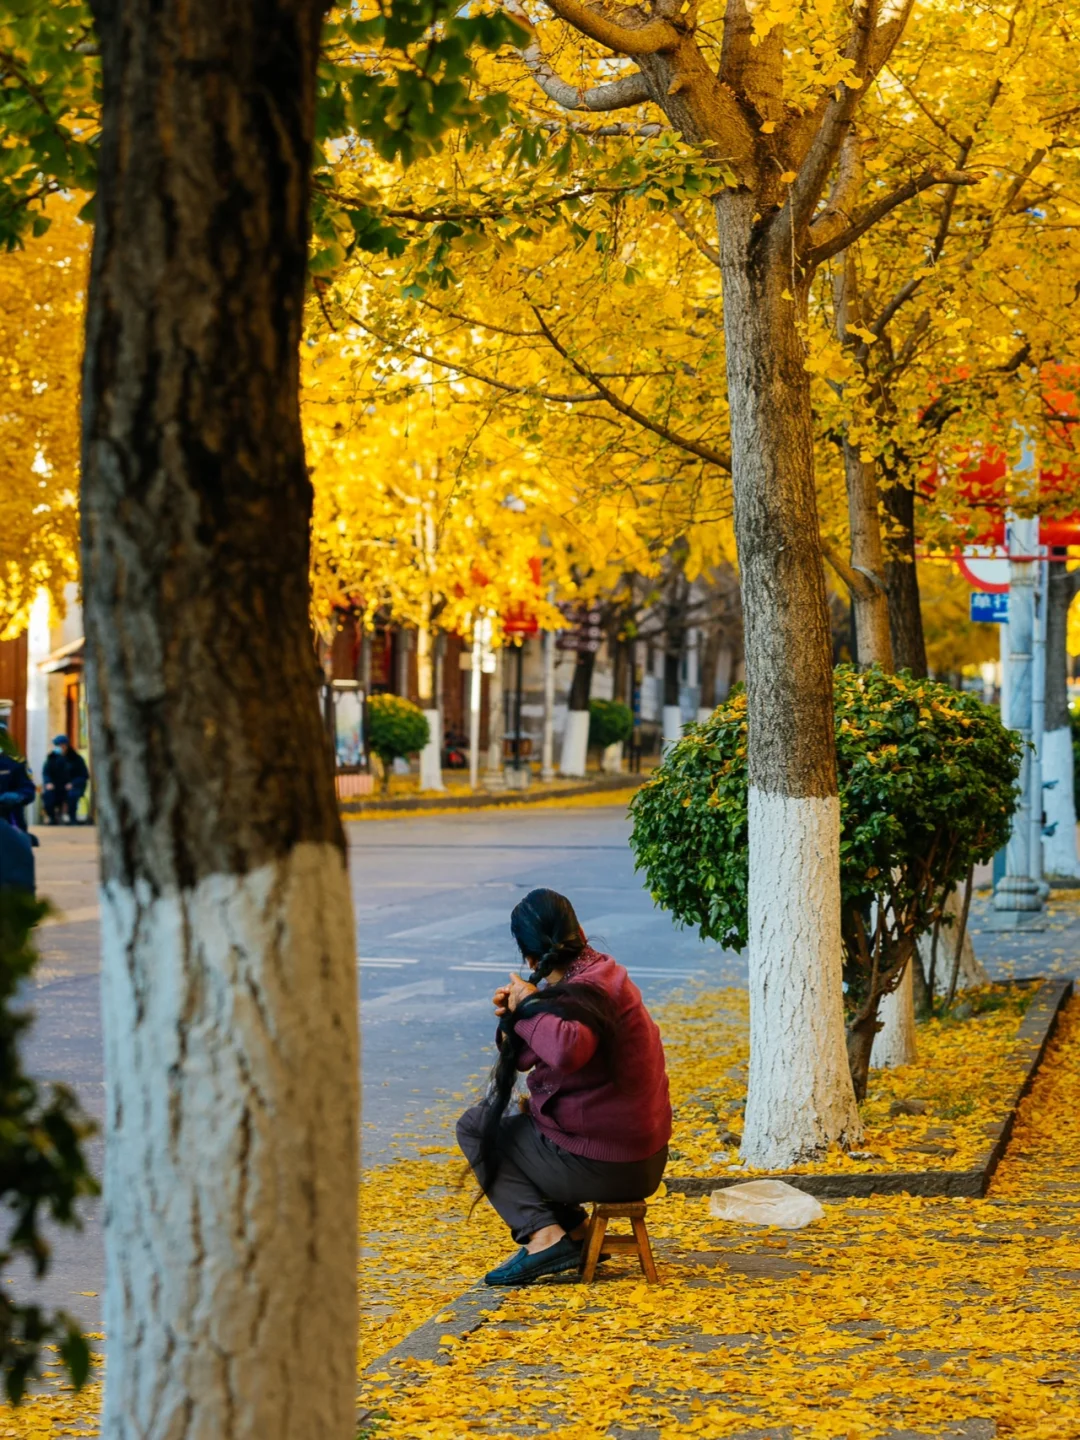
0;740;36;835
42;735;89;825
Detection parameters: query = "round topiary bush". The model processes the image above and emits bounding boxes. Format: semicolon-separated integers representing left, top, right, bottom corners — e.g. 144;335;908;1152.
588;699;634;750
629;665;1021;1094
366;694;431;793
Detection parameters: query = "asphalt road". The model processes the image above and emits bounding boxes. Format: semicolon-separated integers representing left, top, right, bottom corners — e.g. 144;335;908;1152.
19;804;744;1329
18;807;1076;1332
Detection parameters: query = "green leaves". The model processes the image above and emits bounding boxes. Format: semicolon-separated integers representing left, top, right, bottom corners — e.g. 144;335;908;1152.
628;668;1022;963
0;0;98;250
0;891;98;1402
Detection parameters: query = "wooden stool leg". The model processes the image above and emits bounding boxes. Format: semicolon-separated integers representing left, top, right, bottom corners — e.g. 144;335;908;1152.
631;1216;658;1283
580;1214;608;1283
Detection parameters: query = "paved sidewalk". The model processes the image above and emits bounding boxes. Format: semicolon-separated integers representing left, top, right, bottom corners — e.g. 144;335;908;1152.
360;997;1080;1440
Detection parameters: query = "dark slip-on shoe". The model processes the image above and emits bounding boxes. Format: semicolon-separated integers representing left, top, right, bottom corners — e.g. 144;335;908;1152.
484;1236;583;1286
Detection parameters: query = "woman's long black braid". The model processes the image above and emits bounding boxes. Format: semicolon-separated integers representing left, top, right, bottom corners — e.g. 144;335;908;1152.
471;889;619;1194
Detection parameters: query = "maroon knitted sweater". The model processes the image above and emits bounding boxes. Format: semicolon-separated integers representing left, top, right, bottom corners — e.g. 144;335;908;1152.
512;946;672;1163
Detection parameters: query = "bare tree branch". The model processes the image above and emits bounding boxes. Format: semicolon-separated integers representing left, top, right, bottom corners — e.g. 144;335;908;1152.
531;304;733;469
821;537;878;600
672;208;721;267
804;169;979;269
786;0;916;244
506;0;654;109
327;300;606;404
542;0;680;54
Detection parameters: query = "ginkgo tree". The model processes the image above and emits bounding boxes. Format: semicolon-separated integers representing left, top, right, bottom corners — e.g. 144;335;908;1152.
0;200;85;638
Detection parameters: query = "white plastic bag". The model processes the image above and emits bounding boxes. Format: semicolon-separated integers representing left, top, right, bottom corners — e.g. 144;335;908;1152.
708;1179;825;1230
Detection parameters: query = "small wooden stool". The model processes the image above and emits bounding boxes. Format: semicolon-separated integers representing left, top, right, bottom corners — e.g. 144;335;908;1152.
579;1201;658;1284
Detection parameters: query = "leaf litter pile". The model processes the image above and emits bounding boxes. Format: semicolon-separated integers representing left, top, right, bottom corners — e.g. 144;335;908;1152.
3;986;1076;1437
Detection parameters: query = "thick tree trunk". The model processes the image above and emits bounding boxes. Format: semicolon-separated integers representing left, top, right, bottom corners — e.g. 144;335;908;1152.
843;446;894;670
82;4;358;1436
834;258;893;673
1043;555;1080;877
717;194;861;1168
416;609;444;792
485;646;506;787
881;472;928;677
698;626;721;719
560;648;594;776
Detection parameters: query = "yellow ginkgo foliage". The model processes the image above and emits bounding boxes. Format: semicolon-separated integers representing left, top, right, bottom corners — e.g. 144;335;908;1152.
0;200;88;637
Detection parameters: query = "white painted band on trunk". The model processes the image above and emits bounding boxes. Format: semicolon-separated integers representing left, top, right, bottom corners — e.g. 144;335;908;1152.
870;960;916;1069
560;709;589;777
418;709;445;791
100;842;358;1438
742;788;861;1168
662;704;683;747
1043;725;1080;877
601;740;624;774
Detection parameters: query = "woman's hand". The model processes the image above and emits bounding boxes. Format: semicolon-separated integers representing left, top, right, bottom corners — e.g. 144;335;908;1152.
492;983;511;1016
506;973;538;1012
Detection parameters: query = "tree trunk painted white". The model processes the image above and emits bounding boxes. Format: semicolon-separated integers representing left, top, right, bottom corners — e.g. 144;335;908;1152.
81;4;359;1431
717;190;861;1167
418;710;443;791
696;706;714;724
870;962;916;1069
485;647;506;788
25;588;51;797
918;886;988;991
742;791;862;1167
662;704;683;748
601;740;624;774
416;617;444;792
541;630;556;781
100;845;358;1436
560;708;589;778
1043;726;1080;877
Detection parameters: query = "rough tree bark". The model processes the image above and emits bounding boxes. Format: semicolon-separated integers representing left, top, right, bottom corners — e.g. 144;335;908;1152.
718;199;861;1163
881;471;929;677
510;0;937;1164
560;647;594;776
1043;552;1080;877
82;3;358;1436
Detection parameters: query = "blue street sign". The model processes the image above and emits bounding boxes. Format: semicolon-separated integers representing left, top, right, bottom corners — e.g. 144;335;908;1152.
970;591;1009;623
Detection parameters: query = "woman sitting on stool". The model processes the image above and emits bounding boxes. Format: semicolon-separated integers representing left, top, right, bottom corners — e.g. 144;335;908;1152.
457;888;671;1286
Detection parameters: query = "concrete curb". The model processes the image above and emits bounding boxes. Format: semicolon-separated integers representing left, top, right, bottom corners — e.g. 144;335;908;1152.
667;976;1074;1202
363;1284;506;1373
342;775;645;816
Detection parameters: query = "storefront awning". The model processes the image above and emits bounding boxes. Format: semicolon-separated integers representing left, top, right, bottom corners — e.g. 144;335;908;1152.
38;636;85;674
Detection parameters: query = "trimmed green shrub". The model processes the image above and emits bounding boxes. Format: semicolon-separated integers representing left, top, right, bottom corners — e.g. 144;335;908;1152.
366;694;430;793
0;891;97;1401
629;666;1021;1095
588;699;633;750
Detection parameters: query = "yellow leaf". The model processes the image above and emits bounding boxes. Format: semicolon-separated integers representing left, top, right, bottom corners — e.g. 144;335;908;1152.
780;170;797;183
760;120;777;134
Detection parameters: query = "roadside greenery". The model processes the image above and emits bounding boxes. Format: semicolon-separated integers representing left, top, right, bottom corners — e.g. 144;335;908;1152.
366;694;430;794
630;667;1021;1096
588;700;633;751
0;891;97;1402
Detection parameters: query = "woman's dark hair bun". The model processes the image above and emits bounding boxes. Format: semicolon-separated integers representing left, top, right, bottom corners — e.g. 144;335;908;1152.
511;889;585;982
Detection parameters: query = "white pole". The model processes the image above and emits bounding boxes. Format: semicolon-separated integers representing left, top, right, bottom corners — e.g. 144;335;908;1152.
994;505;1042;918
1030;544;1047;889
541;630;555;781
468;621;482;791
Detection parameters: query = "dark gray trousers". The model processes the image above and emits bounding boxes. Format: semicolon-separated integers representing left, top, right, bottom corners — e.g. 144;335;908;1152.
457;1103;668;1244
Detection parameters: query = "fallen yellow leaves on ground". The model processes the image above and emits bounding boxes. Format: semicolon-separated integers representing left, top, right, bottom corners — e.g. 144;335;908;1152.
1;986;1071;1437
664;984;1034;1177
355;996;1080;1439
